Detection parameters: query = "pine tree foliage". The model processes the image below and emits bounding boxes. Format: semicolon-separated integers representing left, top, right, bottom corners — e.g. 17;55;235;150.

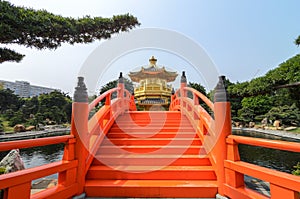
0;0;140;63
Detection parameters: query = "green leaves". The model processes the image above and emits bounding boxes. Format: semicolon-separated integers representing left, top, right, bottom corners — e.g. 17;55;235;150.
100;78;134;95
295;36;300;46
0;48;24;63
292;162;300;176
0;89;72;126
0;1;140;63
265;104;300;126
228;54;300;123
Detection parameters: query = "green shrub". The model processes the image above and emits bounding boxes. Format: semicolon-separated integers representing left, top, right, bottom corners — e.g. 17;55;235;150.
266;104;300;126
0;120;4;132
292;162;300;176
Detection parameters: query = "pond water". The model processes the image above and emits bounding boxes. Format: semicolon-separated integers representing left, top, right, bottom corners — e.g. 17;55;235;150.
233;129;300;173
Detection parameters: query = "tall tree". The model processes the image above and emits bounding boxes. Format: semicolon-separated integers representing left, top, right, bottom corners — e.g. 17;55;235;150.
38;91;72;124
295;36;300;46
100;78;134;95
0;89;20;113
0;0;140;63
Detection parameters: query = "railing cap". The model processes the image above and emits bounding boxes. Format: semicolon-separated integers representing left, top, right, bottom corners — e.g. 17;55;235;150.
74;77;88;102
118;72;124;83
181;71;187;83
214;75;229;102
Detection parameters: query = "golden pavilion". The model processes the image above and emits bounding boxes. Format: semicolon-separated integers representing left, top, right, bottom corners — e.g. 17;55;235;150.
128;56;178;111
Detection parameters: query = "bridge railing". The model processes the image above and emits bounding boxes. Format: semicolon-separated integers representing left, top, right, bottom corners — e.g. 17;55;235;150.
225;135;300;199
170;73;231;195
70;74;135;195
0;74;135;199
86;86;133;172
170;73;300;199
169;86;214;142
0;135;78;199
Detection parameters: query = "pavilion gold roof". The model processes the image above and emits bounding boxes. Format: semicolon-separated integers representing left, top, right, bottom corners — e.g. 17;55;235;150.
128;56;178;82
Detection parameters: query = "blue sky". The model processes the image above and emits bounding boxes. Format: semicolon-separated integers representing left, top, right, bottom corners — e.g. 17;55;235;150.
1;0;300;95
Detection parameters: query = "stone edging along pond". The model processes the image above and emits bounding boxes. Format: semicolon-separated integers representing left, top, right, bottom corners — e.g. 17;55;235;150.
233;127;300;141
0;128;70;142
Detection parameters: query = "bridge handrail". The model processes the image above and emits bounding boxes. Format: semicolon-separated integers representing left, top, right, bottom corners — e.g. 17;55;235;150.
169;86;215;145
85;87;133;170
0;135;74;151
225;135;300;198
227;134;300;152
0;135;77;198
88;87;120;112
183;87;214;110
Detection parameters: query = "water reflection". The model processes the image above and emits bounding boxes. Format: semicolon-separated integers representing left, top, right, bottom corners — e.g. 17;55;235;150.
20;144;64;169
233;129;300;173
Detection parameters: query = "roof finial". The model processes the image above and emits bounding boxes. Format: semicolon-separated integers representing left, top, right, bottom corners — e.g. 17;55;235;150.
149;56;157;66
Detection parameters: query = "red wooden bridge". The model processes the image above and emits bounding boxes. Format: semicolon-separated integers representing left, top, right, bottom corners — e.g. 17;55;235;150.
0;74;299;199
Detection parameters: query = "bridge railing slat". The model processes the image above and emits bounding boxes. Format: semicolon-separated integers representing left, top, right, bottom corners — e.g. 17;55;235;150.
226;135;300;198
0;135;77;199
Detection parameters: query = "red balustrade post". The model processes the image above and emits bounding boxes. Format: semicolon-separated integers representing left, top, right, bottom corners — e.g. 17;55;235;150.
129;93;137;111
71;77;89;195
213;76;232;196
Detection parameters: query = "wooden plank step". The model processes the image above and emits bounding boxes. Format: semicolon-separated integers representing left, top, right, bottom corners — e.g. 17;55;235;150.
107;132;197;139
92;154;211;166
109;126;194;133
119;111;182;118
97;145;205;154
112;123;193;128
86;165;216;180
85;179;218;198
115;116;190;121
102;138;201;146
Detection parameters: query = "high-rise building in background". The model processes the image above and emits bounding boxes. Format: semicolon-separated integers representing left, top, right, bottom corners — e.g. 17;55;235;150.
0;80;57;98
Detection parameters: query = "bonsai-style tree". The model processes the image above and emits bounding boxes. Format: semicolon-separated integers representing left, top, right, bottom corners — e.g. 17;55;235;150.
0;1;140;63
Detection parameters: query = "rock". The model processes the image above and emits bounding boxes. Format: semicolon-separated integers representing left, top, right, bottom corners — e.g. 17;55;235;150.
0;149;25;174
251;179;258;183
273;120;280;128
13;124;26;133
36;124;45;131
249;122;255;128
284;126;297;131
47;179;57;188
25;126;35;131
261;118;268;125
44;125;65;130
235;122;241;127
45;119;56;125
32;179;53;189
254;125;261;129
277;126;284;130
